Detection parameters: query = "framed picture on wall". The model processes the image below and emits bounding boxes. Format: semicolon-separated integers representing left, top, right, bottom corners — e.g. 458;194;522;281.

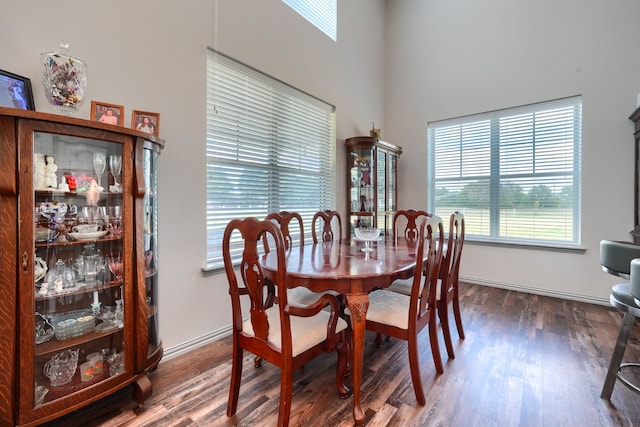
0;69;35;110
131;110;160;137
91;101;124;126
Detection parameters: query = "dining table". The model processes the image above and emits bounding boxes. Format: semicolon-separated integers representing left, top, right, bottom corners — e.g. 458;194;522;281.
261;236;420;426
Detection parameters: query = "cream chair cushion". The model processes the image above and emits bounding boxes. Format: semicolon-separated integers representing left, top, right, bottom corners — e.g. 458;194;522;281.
365;289;411;330
386;277;443;300
243;305;348;357
287;287;340;306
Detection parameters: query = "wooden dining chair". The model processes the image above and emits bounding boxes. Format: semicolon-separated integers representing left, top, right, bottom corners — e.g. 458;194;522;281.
223;217;350;426
387;211;466;359
392;209;431;241
263;211;304;252
437;211;465;359
353;215;445;405
312;209;343;243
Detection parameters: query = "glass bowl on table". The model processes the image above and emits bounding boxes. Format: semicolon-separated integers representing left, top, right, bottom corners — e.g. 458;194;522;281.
354;227;380;252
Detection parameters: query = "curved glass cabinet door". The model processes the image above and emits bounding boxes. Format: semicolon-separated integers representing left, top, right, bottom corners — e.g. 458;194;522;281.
143;144;161;359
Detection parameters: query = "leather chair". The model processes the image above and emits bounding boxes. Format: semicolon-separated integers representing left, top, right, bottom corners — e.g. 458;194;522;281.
351;215;445;405
600;240;640;400
312;209;342;243
223;217;349;426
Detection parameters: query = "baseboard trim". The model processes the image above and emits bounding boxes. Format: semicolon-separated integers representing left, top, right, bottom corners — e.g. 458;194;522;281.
160;279;610;361
462;276;610;306
161;325;233;362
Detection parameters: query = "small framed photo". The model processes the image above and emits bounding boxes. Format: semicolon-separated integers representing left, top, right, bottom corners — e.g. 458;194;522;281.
91;101;124;126
131;110;160;137
0;69;35;110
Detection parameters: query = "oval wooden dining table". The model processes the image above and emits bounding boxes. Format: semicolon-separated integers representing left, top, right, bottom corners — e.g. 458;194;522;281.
261;237;420;426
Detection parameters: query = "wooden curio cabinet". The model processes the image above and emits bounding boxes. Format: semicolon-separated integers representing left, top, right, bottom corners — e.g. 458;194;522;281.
346;136;402;237
0;107;163;426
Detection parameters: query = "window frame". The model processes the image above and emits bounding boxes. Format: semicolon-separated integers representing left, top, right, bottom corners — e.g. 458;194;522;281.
427;96;582;249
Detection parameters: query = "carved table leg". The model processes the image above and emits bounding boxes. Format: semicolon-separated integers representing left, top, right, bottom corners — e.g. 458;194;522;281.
346;292;369;426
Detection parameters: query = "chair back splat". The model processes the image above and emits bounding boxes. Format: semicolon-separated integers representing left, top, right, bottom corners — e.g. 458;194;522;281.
312;210;342;243
223;217;349;426
392;209;431;241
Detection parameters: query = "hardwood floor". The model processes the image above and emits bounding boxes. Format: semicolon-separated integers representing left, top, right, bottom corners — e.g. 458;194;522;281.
46;283;640;426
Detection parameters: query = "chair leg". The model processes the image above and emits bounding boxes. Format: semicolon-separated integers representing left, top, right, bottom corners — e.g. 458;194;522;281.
279;365;294;426
336;337;351;398
601;311;636;400
227;346;243;417
407;333;426;405
452;290;465;339
438;300;455;359
429;319;444;374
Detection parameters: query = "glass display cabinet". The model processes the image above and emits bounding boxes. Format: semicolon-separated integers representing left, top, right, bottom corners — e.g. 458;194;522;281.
346;136;402;237
0;107;163;426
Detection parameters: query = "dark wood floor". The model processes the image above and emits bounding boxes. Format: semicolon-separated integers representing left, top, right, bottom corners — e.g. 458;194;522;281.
46;283;640;426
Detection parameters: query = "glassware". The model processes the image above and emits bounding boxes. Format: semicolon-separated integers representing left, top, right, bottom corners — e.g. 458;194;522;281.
43;349;79;386
41;42;87;114
354;227;380;252
93;152;106;188
109;155;122;192
81;244;98;283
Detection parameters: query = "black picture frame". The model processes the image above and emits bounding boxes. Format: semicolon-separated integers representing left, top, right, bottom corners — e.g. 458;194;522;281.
0;69;35;110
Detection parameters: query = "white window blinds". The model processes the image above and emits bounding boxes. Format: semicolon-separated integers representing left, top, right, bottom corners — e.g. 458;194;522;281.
206;50;336;266
427;96;582;246
283;0;337;41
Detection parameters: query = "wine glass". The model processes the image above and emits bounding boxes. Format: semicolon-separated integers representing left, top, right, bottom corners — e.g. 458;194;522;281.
354;227;380;252
109;155;122;192
93;152;106;188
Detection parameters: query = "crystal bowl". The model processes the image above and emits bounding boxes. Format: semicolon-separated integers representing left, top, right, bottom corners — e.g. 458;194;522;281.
354;227;380;242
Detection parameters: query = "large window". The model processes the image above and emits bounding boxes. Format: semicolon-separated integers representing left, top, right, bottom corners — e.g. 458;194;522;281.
206;50;336;267
427;96;582;247
283;0;337;41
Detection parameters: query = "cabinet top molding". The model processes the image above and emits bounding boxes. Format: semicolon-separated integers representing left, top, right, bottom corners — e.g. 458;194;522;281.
345;136;403;155
0;106;164;149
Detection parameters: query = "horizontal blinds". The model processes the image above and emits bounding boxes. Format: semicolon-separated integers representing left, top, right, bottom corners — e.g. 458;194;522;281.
206;50;336;264
282;0;337;41
428;96;582;245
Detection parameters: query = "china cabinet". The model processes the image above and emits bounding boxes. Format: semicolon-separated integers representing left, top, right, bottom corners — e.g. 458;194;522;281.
345;136;402;237
630;107;640;244
0;107;163;426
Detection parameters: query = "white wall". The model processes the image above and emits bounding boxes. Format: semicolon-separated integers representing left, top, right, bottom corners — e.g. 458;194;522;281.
0;0;386;354
385;0;640;303
3;0;636;356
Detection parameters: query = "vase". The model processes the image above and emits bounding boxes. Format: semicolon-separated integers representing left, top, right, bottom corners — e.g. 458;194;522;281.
41;42;87;114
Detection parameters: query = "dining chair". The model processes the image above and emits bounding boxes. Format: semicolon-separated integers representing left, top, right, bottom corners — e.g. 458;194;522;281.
312;209;343;243
387;211;465;358
223;217;350;426
352;215;445;405
263;211;304;253
392;209;431;241
436;211;465;359
600;240;640;400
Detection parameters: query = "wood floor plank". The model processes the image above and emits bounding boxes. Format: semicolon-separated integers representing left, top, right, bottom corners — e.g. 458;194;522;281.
44;283;640;426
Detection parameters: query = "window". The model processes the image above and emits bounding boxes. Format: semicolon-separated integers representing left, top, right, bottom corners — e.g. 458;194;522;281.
427;96;582;247
206;50;336;267
283;0;337;41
